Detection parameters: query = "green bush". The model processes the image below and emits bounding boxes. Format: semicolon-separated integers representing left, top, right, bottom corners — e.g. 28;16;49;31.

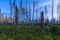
43;35;53;40
0;24;60;40
49;25;60;35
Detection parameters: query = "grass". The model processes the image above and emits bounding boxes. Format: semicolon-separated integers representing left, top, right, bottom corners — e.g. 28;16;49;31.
0;24;60;40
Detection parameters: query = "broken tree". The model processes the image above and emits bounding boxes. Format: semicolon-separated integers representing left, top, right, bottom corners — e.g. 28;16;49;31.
40;11;44;33
15;6;19;31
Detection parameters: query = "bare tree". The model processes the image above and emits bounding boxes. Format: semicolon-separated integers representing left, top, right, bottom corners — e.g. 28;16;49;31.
20;0;22;14
13;0;19;31
9;0;12;23
29;1;32;24
40;11;44;33
51;0;54;24
15;6;19;31
57;0;60;24
33;1;36;22
57;0;59;24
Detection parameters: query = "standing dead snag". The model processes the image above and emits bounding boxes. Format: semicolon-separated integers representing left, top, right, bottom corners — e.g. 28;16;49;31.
15;6;19;31
40;11;44;33
9;0;12;23
0;9;1;13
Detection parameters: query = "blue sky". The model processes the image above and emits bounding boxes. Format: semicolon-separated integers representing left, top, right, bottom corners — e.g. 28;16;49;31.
0;0;58;20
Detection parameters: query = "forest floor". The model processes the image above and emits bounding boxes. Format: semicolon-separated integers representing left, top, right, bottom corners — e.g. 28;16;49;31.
0;24;60;40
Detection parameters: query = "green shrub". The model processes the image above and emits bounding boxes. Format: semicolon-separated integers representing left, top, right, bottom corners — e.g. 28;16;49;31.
44;35;54;40
49;25;60;35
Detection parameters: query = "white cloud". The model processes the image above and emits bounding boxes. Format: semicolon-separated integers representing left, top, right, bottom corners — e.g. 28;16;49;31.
35;1;52;10
1;10;10;13
35;0;58;20
54;0;58;19
30;1;52;13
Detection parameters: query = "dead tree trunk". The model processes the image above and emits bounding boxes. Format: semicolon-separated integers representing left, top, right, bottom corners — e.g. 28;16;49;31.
15;6;19;31
9;0;12;24
40;11;44;33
